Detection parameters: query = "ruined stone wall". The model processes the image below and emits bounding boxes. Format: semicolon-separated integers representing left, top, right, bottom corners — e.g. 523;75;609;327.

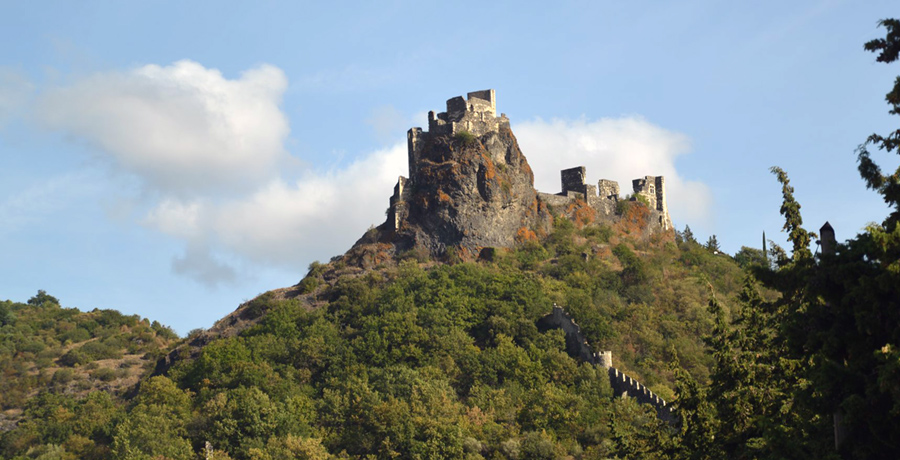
387;176;411;230
427;90;510;137
561;167;588;196
537;305;600;364
598;179;620;200
609;368;675;423
538;305;674;423
539;166;674;227
535;192;573;208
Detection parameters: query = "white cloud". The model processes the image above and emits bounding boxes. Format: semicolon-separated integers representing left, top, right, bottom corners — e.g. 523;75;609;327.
142;142;406;271
514;116;711;226
36;60;290;195
143;198;206;240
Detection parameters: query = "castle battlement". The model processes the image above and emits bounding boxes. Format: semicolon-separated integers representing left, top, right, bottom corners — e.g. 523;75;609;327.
406;89;511;187
536;166;672;231
538;305;675;424
426;89;510;137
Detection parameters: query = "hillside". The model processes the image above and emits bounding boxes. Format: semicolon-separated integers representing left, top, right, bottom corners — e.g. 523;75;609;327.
2;221;747;459
0;292;179;445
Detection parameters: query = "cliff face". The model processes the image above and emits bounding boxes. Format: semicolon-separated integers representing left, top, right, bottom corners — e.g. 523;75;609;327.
392;125;551;259
342;89;673;268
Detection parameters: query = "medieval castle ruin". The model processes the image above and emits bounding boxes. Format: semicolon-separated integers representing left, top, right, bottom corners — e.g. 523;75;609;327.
387;89;673;233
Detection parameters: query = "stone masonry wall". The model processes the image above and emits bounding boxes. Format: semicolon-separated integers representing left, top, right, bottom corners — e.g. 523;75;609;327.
538;305;675;423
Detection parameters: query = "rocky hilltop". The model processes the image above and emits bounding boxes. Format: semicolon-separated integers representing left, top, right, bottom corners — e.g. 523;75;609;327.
153;90;676;374
343;89;674;268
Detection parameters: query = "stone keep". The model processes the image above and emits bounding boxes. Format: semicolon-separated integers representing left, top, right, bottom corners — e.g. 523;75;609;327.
407;90;510;180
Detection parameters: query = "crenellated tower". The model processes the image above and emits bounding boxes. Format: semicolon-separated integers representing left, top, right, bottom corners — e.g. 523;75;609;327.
407;90;510;181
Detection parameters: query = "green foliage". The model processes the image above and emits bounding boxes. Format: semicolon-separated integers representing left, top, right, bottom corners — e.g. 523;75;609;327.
733;246;768;269
0;293;178;458
770;166;812;261
28;290;60;307
858;18;900;228
454;130;478;146
0;300;13;326
94;215;743;459
661;22;900;458
0;210;750;459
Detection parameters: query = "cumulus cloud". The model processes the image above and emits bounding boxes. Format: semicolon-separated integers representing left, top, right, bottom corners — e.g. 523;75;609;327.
36;60;290;195
514;117;711;226
31;60;403;286
148;142;407;269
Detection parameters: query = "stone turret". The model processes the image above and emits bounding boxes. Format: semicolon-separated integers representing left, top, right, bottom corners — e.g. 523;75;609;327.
560;166;597;198
426;89;510;137
632;175;672;230
598;179;620;200
407;90;511;183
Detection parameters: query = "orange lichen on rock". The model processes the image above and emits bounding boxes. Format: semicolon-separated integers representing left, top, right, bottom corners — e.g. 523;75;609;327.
615;201;650;235
437;189;452;205
481;155;498;181
516;227;538;243
565;199;598;229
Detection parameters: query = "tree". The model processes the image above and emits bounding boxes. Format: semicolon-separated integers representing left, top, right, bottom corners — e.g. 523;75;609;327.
682;225;696;244
858;19;900;228
27;290;59;307
704;235;721;253
0;300;12;326
733;246;767;269
746;20;900;458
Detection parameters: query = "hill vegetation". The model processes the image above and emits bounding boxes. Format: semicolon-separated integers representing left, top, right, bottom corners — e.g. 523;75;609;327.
1;206;749;459
0;292;179;457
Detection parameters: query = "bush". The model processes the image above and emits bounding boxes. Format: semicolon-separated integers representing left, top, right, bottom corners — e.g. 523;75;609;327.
297;276;321;294
59;348;90;367
81;340;123;360
60;327;91;344
52;368;75;385
454;130;477;145
581;224;613;243
90;367;118;382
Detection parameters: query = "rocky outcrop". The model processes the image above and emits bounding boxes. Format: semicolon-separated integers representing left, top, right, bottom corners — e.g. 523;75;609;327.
342;89;674;267
393;124;551;259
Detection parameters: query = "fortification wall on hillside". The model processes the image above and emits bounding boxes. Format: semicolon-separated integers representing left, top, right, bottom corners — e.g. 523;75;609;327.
538;305;675;423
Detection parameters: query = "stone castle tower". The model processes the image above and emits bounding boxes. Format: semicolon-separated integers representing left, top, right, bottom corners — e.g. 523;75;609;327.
407;90;510;181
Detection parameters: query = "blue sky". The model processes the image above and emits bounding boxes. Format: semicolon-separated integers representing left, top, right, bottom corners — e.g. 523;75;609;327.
1;1;897;334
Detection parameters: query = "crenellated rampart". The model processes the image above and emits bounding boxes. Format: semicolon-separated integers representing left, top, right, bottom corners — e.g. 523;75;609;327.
538;305;675;423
